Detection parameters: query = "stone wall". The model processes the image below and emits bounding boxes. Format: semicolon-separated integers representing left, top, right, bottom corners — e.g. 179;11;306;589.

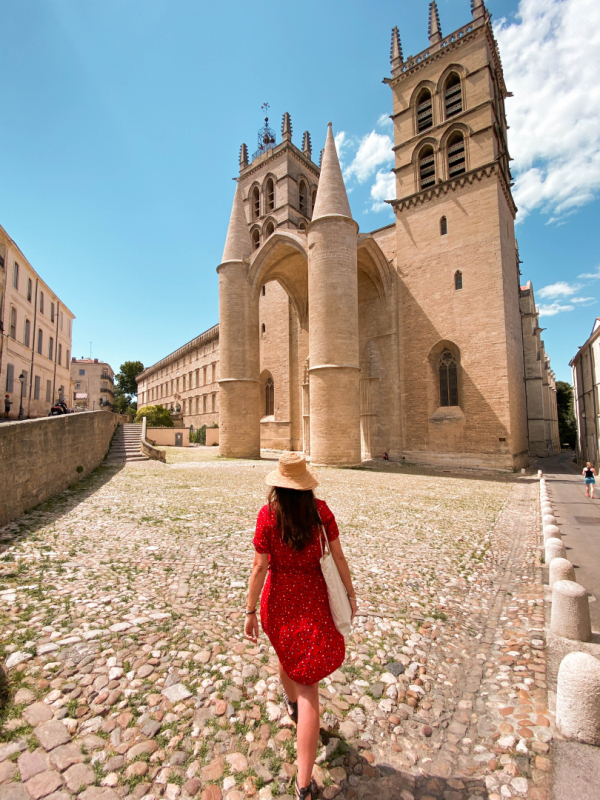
0;410;122;527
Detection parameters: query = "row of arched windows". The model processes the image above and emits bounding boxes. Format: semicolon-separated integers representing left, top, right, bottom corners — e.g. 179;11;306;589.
416;72;463;134
249;177;316;224
418;131;466;190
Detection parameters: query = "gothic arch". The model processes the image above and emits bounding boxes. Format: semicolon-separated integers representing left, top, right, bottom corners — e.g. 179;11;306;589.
436;63;467;96
427;340;462;410
263;217;277;238
247;181;262;220
263;173;277;213
248;230;309;326
409;79;437;135
356;235;394;297
440;122;470;180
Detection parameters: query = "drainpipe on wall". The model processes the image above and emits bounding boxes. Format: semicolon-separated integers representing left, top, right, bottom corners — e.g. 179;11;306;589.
27;279;39;418
51;301;60;404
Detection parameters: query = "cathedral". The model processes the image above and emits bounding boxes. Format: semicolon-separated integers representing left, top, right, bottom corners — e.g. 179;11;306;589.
137;0;560;471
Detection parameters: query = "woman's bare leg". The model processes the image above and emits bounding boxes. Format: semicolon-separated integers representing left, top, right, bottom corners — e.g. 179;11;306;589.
279;661;298;703
296;682;320;789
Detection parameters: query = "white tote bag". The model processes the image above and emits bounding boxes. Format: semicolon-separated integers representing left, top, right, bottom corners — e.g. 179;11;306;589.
319;527;352;637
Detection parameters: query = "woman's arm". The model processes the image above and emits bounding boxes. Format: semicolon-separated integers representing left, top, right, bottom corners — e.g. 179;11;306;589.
244;552;269;642
329;538;358;619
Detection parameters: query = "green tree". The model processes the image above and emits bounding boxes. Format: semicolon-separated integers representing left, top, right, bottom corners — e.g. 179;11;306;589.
116;361;144;397
556;381;577;449
134;405;173;427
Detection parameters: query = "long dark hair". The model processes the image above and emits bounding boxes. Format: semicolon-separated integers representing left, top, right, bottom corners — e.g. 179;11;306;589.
268;486;322;551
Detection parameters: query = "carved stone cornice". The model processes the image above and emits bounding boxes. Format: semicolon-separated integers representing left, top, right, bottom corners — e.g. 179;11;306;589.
239;142;320;181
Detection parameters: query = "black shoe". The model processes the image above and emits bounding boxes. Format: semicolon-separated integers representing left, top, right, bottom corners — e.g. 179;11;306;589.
295;779;317;799
283;689;298;723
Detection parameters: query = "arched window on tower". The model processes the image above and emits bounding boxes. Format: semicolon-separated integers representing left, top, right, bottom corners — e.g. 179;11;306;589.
419;146;436;190
311;188;317;217
439;350;458;407
252;186;260;219
265;377;274;417
265;220;275;238
298;222;306;232
252;229;260;250
299;180;308;216
440;216;448;236
447;131;466;178
455;270;463;290
266;178;275;212
444;74;463;118
416;88;433;132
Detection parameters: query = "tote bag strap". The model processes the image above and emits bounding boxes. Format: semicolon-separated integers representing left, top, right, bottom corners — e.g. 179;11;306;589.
319;524;331;558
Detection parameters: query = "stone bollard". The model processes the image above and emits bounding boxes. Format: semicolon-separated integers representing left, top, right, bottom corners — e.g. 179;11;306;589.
550;558;577;588
543;514;558;527
545;538;567;564
541;504;553;515
551;580;592;641
556;652;600;745
540;493;550;503
543;524;561;542
538;470;543;478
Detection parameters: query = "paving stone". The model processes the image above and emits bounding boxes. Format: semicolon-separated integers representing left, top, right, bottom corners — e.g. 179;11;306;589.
34;722;71;751
22;704;54;727
25;770;63;800
63;763;95;792
0;785;30;800
17;752;48;782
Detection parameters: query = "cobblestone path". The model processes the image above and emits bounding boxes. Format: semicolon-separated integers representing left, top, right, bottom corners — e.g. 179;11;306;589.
0;450;553;800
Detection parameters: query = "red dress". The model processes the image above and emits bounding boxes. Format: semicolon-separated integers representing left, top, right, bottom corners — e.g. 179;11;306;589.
253;499;345;685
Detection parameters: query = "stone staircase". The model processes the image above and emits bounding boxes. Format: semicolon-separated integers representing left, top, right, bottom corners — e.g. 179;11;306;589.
106;423;149;464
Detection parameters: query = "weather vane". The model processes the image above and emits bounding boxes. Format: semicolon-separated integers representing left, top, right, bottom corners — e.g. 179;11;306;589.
256;103;276;155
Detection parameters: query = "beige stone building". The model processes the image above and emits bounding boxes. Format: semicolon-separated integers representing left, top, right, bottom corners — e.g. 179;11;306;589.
519;282;560;457
139;0;560;471
70;358;115;411
570;319;600;466
0;223;75;419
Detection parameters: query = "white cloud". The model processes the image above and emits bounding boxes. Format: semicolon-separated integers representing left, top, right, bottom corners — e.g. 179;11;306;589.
370;169;396;213
538;301;575;316
495;0;600;222
579;265;600;280
571;297;596;305
537;281;581;298
377;113;393;130
344;131;394;184
334;131;350;170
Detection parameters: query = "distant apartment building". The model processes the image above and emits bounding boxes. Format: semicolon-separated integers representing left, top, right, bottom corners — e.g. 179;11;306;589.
0;224;75;419
70;358;115;410
570;318;600;466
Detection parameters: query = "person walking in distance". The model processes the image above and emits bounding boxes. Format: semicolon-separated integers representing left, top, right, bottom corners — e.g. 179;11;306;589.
583;461;597;499
245;452;357;800
4;395;12;419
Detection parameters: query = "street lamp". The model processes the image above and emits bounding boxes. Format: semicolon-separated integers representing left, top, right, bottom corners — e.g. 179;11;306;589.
18;373;25;420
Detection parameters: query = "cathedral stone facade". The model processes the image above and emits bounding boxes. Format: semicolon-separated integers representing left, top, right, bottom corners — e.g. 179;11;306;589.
137;0;559;471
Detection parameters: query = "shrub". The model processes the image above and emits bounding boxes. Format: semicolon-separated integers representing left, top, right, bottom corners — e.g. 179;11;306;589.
134;406;174;428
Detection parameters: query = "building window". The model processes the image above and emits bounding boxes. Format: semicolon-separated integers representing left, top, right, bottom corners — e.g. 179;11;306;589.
212;363;216;383
266;178;275;212
439;350;458;407
21;371;28;397
51;302;55;322
75;381;81;390
261;323;266;336
58;343;62;365
10;307;16;339
24;318;31;347
262;285;266;296
455;270;463;290
60;312;63;330
27;278;32;302
311;188;317;217
34;375;41;400
79;368;85;376
419;146;436;190
6;364;14;393
203;395;207;413
13;263;19;290
265;220;275;238
265;377;274;416
440;216;448;236
203;366;207;385
66;350;70;365
445;74;463;118
417;88;433;132
37;329;43;355
40;292;44;313
46;380;52;403
252;229;260;250
447;131;466;177
252;186;260;219
212;393;216;412
196;396;199;413
299;181;308;216
49;336;54;361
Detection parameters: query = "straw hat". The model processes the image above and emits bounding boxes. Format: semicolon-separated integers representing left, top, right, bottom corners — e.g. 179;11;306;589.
265;452;318;491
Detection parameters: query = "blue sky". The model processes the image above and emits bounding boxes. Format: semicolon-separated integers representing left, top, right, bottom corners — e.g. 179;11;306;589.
0;0;597;384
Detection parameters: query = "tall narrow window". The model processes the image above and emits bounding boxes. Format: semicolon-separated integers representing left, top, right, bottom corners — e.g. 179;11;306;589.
46;380;52;403
252;186;260;219
6;364;14;393
34;375;41;400
419;146;436;189
10;307;16;339
447;131;466;177
27;278;32;302
439;350;458;407
203;395;207;413
311;189;317;217
49;337;54;361
262;285;266;296
265;221;275;238
299;180;307;216
51;302;55;322
66;350;70;365
24;319;31;347
37;329;43;355
266;178;275;212
445;74;463;118
455;270;463;290
261;323;266;335
440;216;448;236
416;88;433;132
212;393;216;412
58;343;62;365
265;377;274;416
252;229;260;250
13;263;19;289
39;292;44;313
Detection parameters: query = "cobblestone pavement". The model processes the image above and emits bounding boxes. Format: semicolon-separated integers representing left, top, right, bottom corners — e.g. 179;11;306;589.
0;449;553;800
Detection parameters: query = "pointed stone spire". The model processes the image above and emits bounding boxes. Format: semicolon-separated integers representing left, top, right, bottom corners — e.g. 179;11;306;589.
312;123;352;221
390;26;403;69
222;182;252;262
239;143;248;171
471;0;485;20
282;112;292;143
428;1;442;45
302;131;312;160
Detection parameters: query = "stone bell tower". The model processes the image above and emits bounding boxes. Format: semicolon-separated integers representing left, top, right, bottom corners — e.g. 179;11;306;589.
387;0;529;470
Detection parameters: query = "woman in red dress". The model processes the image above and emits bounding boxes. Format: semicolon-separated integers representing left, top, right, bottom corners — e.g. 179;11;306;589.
245;452;357;800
